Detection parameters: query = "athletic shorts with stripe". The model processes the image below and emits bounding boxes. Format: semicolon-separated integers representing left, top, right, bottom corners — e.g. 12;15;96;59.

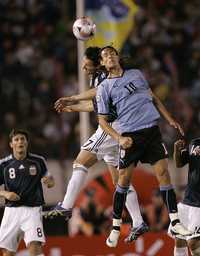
0;206;45;252
119;126;168;169
81;125;119;167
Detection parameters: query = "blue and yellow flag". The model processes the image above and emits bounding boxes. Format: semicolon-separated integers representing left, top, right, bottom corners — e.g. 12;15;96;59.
85;0;138;51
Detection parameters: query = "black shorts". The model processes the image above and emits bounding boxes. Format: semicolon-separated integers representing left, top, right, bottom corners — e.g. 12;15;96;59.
118;126;168;169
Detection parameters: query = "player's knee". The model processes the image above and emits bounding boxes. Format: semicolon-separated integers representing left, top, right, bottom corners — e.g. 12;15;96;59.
2;249;14;256
118;172;130;187
112;177;118;186
188;239;200;256
155;166;170;184
175;238;187;248
27;241;43;255
111;172;118;186
72;162;88;173
191;247;200;256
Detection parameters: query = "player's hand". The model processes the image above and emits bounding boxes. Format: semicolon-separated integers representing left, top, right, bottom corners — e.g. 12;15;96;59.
169;120;184;136
3;191;20;201
42;175;55;188
119;136;133;149
61;106;73;113
174;140;185;151
54;96;75;113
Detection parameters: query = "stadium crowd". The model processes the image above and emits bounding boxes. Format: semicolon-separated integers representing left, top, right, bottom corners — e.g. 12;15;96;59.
0;0;199;161
0;0;200;240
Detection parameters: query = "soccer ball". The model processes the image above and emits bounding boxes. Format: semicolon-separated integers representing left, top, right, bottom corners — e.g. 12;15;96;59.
72;17;96;41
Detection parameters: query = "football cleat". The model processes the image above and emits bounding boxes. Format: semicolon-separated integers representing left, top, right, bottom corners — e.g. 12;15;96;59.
170;222;193;237
106;230;120;248
44;202;72;220
124;222;149;243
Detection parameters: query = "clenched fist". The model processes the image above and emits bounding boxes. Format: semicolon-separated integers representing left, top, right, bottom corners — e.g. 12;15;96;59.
119;136;133;149
174;140;185;151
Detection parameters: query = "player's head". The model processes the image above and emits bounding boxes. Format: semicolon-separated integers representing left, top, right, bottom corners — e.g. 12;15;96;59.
82;47;101;75
9;129;29;156
99;46;120;70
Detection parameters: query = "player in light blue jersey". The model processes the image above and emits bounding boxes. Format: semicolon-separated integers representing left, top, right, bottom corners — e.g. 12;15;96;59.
45;47;147;242
96;46;192;247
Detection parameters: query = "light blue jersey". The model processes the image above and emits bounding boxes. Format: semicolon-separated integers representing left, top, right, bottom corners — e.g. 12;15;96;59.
96;69;160;133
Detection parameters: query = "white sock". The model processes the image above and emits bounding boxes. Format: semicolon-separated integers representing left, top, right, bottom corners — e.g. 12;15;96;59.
62;163;88;209
174;247;188;256
125;185;143;227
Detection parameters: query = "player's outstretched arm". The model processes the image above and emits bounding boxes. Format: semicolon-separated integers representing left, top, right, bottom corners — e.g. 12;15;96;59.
54;88;97;112
0;191;20;201
98;115;132;149
42;175;55;188
58;101;94;113
72;88;97;101
150;89;184;136
173;140;186;168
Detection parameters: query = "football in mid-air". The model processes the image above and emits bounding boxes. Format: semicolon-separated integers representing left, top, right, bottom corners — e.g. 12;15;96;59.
72;17;96;41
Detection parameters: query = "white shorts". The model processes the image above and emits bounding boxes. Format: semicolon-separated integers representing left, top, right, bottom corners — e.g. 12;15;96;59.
81;125;119;167
168;202;200;241
0;206;45;252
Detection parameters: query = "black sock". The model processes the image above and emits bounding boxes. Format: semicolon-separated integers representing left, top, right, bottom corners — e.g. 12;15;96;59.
160;186;178;213
113;184;129;230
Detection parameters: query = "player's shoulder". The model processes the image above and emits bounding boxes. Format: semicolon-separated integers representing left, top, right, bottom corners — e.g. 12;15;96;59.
126;68;143;76
28;153;46;163
91;71;107;88
0;154;13;166
97;70;107;81
98;76;109;88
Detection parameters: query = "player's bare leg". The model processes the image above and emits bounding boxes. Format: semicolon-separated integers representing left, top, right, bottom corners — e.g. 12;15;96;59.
174;238;188;256
1;249;15;256
188;239;200;256
152;159;192;237
27;241;43;256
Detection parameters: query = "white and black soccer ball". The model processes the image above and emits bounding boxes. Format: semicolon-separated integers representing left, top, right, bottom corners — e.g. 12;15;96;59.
72;17;96;41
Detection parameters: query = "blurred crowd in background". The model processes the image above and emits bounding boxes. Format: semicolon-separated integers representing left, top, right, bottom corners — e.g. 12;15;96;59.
0;0;200;160
0;0;200;235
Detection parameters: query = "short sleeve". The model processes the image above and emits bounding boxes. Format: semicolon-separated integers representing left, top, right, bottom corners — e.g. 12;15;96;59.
39;157;48;177
137;70;149;89
96;81;110;115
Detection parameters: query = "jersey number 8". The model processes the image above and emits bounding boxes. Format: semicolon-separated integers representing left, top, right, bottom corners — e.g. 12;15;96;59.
9;168;16;179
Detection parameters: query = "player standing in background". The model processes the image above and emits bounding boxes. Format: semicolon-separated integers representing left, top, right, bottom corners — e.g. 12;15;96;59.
170;138;200;256
0;129;54;256
47;47;148;242
96;46;192;247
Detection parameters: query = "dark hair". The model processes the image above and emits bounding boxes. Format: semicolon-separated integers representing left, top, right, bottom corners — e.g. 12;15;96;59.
99;45;128;68
84;47;101;67
99;45;119;57
9;129;29;142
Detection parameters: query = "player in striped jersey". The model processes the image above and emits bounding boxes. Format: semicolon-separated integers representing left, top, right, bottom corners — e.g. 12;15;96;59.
46;47;148;242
